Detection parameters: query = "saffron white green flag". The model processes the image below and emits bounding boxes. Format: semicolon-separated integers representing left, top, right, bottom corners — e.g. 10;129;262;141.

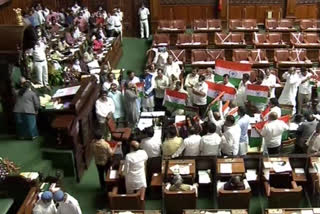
163;89;188;110
214;59;252;88
206;81;237;101
246;84;269;104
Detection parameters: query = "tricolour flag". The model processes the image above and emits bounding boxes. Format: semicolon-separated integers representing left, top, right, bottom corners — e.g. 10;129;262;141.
163;89;188;110
222;100;230;116
261;106;271;121
214;59;252;88
135;82;144;97
205;92;225;115
206;81;237;101
246;84;269;104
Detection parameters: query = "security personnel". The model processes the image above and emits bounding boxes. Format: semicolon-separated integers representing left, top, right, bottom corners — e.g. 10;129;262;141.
138;4;150;39
32;191;57;214
53;190;82;214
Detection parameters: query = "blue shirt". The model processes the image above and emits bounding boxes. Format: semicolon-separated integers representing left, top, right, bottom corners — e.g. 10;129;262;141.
238;114;250;143
108;90;124;119
141;74;154;97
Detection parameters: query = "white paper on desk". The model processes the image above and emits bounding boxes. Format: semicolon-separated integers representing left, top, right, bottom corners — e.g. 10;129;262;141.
156;43;168;46
220;163;232;173
217;211;231;214
294;168;305;174
198;170;211;184
175;115;186;123
263;169;270;180
263;161;273;169
301;210;314;214
309;167;317;173
118;211;134;214
179;165;190;175
246;169;257;181
137;118;153;131
272;161;292;173
141;111;165;117
109;170;117;179
289;122;299;131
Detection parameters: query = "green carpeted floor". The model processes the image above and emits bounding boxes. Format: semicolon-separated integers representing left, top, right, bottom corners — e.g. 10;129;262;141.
0;37;316;214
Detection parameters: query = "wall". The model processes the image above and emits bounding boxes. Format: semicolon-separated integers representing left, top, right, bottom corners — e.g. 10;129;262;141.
0;0;33;24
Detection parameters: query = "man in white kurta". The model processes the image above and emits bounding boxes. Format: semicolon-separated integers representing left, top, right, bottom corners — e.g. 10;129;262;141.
32;40;48;86
53;191;82;214
221;115;241;156
278;67;301;113
185;69;199;105
95;91;115;124
263;69;278;98
138;4;150;39
164;56;181;84
298;68;312;114
33;191;57;214
124;141;148;193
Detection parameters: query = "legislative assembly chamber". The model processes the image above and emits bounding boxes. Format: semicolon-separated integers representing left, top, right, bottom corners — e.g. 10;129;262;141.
2;0;320;214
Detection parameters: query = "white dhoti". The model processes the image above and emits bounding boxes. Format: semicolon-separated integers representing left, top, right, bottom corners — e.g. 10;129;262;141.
140;19;149;39
142;95;154;112
34;60;48;86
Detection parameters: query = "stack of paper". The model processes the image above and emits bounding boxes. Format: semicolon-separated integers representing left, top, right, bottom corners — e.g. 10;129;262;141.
301;210;314;214
246;169;257;181
267;209;283;214
272;161;292;173
20;172;39;180
294;168;305;174
220;163;232;173
109;170;117;179
263;161;273;169
169;164;190;175
198;170;211;184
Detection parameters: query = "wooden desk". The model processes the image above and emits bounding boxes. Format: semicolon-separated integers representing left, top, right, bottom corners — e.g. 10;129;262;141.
265;208;320;214
277;61;313;69
162;159;196;181
216;158;245;176
184;209;248;214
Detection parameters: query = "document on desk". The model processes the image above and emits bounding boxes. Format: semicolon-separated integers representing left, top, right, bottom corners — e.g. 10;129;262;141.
118;212;134;214
137;118;153;131
216;211;231;214
263;161;273;169
220;163;232;173
294;168;305;174
175;115;186;123
246;169;257;181
109;170;117;179
272;161;292;173
169;164;190;175
198;170;211;184
301;210;314;214
141;111;165;117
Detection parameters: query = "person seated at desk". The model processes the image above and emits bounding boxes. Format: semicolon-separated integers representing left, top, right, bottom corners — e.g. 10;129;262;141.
65;29;75;46
72;26;82;41
92;35;104;52
306;122;320;155
257;112;289;155
33;191;57;214
200;122;221;156
140;126;161;158
296;111;318;153
83;47;95;64
172;126;201;158
123;141;148;194
49;17;62;34
168;174;198;193
223;175;245;191
162;126;183;157
53;190;82;214
58;37;70;53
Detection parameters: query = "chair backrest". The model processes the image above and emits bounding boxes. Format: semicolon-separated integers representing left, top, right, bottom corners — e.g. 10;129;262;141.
108;187;146;210
173;20;186;30
279;19;293;28
17;187;38;214
315;20;320;28
215;32;228;43
194;19;207;29
250;49;267;61
274;49;289;61
107;117;117;132
177;34;192;44
233;49;249;61
158;20;171;29
305;33;319;43
265;19;278;29
193;33;208;44
268;33;282;43
218;188;251;209
290;33;303;43
192;50;208;62
154;34;170;45
231;33;244;42
207;49;225;60
164;188;197;214
208;19;221;29
300;19;314;30
268;183;303;208
255;33;266;43
229;19;242;30
243;19;257;28
290;49;306;61
169;49;186;63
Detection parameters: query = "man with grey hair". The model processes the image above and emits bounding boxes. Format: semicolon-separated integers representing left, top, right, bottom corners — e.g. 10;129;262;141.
169;174;197;192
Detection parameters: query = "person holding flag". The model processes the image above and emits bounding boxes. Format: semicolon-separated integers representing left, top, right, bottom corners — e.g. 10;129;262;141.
297;67;313;114
261;98;282;121
164;81;188;116
192;75;208;118
220;115;241;156
237;106;250;155
257;112;289;154
141;69;155;112
236;73;251;107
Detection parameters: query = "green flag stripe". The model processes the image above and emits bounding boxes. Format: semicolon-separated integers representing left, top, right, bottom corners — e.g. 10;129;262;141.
247;95;268;104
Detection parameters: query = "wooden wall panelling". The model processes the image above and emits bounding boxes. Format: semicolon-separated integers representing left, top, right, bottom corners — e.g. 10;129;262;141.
286;0;296;18
256;6;269;23
229;6;243;19
295;4;318;19
173;6;189;22
243;5;256;19
0;0;33;24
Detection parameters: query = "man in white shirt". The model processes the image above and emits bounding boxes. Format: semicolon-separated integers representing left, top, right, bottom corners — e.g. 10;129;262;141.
298;67;313;114
221;115;241;156
152;47;168;69
237;107;250;155
127;70;140;85
102;73;119;91
263;69;278;98
236;73;251;107
33;40;49;87
220;74;235;88
138;4;150;39
155;69;169;111
200;122;221;156
164;56;181;83
53;190;82;214
106;13;115;37
113;9;122;40
172;126;201;157
192;75;208;118
140;127;161;158
95;91;115;126
33;191;57;214
185;69;199;105
278;67;301;114
259;112;289;154
123;141;148;193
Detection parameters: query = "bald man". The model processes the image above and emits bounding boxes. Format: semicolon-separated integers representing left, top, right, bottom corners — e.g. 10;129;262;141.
123;141;148;193
259;112;289;154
